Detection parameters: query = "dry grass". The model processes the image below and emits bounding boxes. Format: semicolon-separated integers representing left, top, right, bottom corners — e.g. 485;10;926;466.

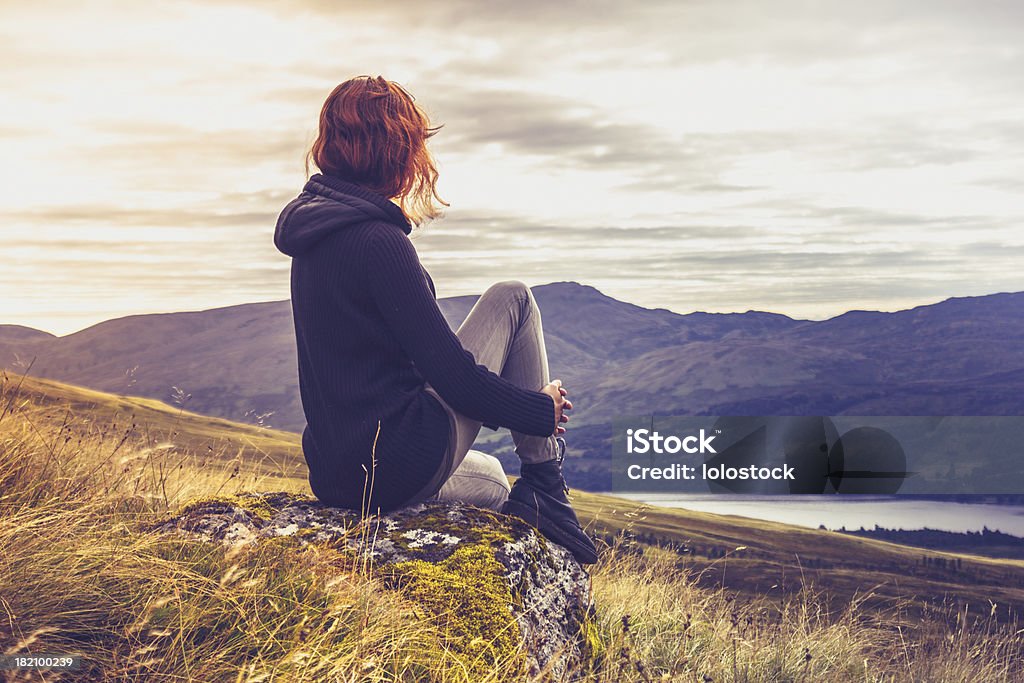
581;542;1023;682
1;371;1022;681
1;371;519;682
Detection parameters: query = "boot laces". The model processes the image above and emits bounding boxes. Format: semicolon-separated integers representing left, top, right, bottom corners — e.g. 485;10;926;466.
555;436;570;495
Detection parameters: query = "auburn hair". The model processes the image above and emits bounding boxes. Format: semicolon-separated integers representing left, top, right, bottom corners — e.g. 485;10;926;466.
305;76;448;227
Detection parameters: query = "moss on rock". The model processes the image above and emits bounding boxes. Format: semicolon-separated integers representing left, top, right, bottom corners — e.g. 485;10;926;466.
173;491;287;522
148;492;593;679
386;544;524;677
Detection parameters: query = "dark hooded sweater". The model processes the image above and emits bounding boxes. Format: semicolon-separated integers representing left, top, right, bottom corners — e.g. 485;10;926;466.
274;173;557;512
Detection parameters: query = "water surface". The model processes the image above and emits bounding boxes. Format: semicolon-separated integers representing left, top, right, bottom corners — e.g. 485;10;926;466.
613;494;1024;537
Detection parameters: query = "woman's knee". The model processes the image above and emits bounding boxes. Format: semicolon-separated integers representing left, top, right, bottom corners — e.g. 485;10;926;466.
432;451;510;511
480;280;540;324
482;280;531;304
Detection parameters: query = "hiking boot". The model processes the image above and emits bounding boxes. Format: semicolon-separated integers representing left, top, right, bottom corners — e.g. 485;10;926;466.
501;436;599;565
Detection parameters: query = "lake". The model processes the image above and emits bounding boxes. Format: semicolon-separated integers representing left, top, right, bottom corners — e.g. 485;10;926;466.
613;494;1024;537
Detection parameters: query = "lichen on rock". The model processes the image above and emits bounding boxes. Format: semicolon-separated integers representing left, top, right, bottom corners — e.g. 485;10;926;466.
148;491;594;680
386;543;522;669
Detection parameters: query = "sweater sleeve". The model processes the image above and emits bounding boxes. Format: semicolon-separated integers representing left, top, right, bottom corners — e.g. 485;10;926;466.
363;225;556;437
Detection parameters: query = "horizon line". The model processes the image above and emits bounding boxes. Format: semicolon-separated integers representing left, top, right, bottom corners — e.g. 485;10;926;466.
4;281;1020;339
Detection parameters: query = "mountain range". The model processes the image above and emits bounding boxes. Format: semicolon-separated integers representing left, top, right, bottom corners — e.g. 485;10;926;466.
3;282;1023;489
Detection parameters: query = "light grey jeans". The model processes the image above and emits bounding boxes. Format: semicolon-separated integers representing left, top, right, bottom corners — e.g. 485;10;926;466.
416;280;560;511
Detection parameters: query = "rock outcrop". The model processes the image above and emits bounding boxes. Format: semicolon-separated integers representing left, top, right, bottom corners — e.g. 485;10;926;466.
148;492;595;680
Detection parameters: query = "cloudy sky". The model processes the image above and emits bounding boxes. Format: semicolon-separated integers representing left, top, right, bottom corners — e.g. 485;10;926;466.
1;0;1022;335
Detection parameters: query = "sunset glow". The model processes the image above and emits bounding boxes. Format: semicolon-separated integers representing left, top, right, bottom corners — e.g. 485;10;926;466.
2;0;1022;334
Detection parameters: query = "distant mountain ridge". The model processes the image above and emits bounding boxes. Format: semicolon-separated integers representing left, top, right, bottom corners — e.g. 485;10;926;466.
0;324;56;343
4;282;1023;489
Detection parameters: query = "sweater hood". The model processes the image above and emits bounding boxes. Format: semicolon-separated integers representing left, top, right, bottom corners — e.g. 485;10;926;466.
274;173;412;256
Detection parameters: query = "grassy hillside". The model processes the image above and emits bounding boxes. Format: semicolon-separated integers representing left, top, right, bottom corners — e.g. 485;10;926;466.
572;494;1024;621
2;371;1022;680
3;372;306;487
6;372;1024;617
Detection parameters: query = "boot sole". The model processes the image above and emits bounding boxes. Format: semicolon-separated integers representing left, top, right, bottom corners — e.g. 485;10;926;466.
502;498;599;565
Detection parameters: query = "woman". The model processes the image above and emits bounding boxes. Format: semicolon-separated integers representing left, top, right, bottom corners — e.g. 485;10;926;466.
273;76;597;564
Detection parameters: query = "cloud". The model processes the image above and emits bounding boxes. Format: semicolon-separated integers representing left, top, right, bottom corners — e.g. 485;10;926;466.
1;0;1023;335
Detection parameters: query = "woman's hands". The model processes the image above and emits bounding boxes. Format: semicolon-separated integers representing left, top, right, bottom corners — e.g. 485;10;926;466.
541;378;573;435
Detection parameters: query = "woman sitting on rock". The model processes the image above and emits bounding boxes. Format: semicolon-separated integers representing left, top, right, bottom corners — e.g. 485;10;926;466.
273;75;597;564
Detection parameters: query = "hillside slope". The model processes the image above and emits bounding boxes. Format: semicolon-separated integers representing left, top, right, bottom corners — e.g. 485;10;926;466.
7;375;1023;683
2;372;305;482
6;372;1023;620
